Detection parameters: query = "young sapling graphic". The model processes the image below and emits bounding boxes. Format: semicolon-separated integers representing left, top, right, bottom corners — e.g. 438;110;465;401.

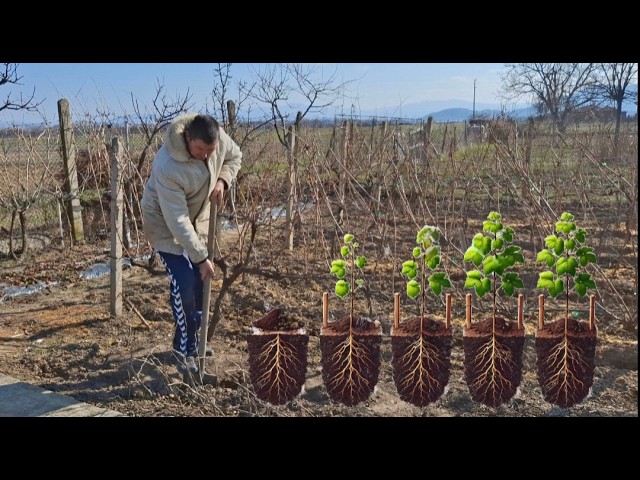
462;211;526;407
330;233;367;326
392;225;453;407
535;211;598;408
463;211;525;325
322;233;382;406
401;225;452;325
536;211;598;327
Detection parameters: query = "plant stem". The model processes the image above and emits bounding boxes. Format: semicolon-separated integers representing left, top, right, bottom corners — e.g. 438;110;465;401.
491;231;497;335
420;259;426;331
492;271;497;335
350;251;355;332
564;249;569;339
565;273;570;339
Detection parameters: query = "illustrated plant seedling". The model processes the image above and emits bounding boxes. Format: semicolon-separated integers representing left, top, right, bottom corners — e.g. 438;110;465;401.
462;211;526;407
320;233;382;406
535;211;598;408
391;225;453;407
246;308;309;406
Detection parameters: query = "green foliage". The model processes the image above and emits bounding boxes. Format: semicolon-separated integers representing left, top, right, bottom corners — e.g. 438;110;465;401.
463;212;524;298
536;212;597;299
330;233;367;300
400;225;451;301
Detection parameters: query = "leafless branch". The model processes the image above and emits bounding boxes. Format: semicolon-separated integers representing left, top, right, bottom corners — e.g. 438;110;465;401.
0;63;43;113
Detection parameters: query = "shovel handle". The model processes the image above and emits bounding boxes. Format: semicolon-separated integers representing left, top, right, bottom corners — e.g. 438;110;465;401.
198;201;218;376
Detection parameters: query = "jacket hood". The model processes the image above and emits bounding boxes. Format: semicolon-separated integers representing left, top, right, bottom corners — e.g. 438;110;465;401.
142;112;242;263
163;113;199;163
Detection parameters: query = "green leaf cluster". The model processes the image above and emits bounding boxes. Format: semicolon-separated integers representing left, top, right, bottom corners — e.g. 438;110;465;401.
400;225;451;299
463;212;524;298
330;233;367;299
536;212;597;298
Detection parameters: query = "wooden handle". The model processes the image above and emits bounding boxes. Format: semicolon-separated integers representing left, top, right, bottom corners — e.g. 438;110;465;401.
206;202;218;263
589;294;596;331
198;202;218;375
465;294;471;329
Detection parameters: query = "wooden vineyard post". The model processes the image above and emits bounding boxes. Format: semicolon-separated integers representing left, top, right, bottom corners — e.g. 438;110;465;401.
375;121;388;209
109;137;123;318
589;294;596;331
338;119;354;219
286;124;296;252
57;98;84;243
445;293;451;330
465;293;472;329
421;116;433;169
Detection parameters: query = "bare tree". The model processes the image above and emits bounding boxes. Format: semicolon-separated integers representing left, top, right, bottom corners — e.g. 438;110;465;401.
210;63;234;127
0;124;56;257
500;63;597;134
592;63;638;141
131;79;194;174
247;63;354;249
209;63;270;151
1;63;42;114
249;63;352;148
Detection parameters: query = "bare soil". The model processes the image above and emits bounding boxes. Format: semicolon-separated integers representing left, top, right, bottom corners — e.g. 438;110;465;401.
0;213;637;417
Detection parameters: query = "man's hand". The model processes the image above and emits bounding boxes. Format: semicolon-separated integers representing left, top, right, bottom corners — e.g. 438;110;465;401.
198;258;215;281
210;179;226;207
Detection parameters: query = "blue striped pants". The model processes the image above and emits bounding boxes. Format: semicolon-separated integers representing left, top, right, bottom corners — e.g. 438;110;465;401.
157;251;203;357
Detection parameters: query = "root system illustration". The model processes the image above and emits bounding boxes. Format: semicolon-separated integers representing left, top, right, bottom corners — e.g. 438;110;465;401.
534;210;600;409
536;317;597;408
246;309;309;405
320;316;382;407
463;316;525;407
461;213;527;408
391;316;452;407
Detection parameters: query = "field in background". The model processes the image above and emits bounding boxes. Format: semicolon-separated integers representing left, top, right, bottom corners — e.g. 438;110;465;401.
0;115;637;329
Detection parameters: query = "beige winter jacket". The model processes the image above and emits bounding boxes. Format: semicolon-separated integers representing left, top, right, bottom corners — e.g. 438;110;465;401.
141;113;242;264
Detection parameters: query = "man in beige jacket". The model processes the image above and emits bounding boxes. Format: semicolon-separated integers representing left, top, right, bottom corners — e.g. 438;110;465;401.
141;113;242;375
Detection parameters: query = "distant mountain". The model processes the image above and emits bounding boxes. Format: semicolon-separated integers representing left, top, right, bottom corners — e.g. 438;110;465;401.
351;99;503;120
425;108;474;122
353;92;637;123
348;99;538;122
424;106;537;123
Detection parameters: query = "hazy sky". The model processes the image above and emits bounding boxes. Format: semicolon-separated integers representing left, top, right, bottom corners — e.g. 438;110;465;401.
6;63;508;124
